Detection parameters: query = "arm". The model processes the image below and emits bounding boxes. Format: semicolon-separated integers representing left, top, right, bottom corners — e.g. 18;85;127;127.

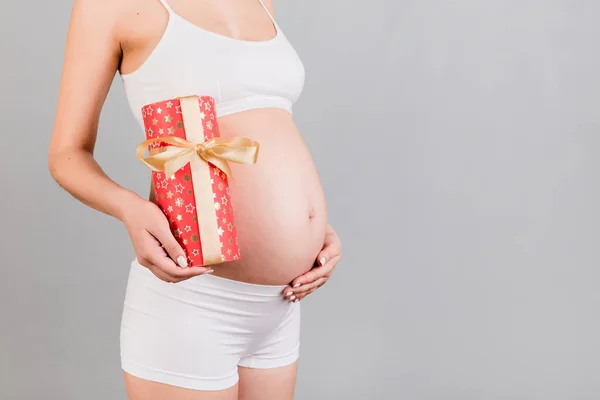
48;0;211;281
48;0;138;221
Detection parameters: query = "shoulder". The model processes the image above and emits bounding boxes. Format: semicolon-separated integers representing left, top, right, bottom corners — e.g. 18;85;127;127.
70;0;162;30
64;0;128;58
68;0;129;46
70;0;122;24
72;0;168;47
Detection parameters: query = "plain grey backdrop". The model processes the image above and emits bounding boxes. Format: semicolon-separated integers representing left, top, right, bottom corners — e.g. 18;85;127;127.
1;0;600;399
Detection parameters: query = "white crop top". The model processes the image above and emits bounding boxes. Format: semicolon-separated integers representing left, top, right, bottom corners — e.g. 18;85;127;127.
120;0;305;128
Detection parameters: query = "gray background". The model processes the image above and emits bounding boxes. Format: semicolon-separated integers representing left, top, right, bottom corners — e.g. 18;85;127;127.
1;0;599;399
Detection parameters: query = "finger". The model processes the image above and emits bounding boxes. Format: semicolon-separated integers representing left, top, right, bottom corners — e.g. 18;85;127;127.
289;277;327;297
281;278;306;297
293;289;313;302
148;225;188;268
141;236;213;279
148;264;177;283
291;257;338;288
285;277;327;301
317;230;342;264
282;286;294;299
297;286;319;302
316;243;341;268
289;290;304;302
149;259;213;282
137;259;176;283
281;251;341;299
154;254;214;280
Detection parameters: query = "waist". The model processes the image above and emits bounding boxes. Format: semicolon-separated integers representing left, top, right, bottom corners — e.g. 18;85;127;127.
130;257;289;297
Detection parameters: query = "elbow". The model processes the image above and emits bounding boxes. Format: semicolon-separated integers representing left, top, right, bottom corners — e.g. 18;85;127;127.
47;149;58;182
47;147;65;184
47;127;95;185
47;145;86;186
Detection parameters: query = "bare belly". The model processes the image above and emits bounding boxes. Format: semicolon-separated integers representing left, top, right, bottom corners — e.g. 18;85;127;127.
150;109;327;285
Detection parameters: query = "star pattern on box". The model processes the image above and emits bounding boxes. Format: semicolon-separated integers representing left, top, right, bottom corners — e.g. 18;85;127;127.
141;96;240;266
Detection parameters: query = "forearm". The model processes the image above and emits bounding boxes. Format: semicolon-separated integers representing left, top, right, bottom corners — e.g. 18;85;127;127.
48;148;145;222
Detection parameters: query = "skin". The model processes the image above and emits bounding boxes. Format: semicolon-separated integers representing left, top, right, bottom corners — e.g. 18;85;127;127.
48;0;342;398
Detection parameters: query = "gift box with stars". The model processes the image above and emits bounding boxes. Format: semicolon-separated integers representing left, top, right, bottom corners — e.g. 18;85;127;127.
137;95;259;267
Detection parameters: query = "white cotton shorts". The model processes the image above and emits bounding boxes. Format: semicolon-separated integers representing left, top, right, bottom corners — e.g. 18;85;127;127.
120;259;301;391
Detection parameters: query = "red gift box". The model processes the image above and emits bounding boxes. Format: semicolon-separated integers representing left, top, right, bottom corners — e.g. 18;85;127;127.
135;95;259;267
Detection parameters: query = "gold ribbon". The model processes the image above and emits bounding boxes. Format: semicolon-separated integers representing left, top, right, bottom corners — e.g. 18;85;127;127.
135;95;260;265
136;135;260;179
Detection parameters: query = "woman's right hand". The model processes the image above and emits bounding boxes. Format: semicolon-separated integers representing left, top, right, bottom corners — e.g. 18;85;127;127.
121;198;214;283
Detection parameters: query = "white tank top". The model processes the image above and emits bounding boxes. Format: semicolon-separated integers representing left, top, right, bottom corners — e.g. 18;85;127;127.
120;0;305;128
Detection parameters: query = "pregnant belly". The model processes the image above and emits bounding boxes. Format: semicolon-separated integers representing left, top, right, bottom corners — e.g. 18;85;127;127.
197;110;327;285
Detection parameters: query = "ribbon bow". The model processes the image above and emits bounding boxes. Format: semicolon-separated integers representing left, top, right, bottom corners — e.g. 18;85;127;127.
136;135;260;179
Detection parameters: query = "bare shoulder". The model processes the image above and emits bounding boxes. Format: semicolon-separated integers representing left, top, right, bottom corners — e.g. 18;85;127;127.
70;0;122;27
71;0;166;44
69;0;133;49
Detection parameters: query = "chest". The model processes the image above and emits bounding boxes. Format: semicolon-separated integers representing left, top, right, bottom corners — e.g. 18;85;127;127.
120;0;306;121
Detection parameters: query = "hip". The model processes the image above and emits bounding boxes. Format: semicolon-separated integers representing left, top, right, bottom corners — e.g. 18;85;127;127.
120;259;301;390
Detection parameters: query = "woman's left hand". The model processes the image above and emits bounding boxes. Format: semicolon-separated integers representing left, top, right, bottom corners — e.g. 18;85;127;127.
283;224;342;302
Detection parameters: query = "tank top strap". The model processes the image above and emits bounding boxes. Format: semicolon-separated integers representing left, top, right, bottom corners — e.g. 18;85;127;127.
256;0;276;25
157;0;174;15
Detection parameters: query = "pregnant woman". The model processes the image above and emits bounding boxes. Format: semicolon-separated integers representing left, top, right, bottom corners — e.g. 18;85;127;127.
47;0;342;399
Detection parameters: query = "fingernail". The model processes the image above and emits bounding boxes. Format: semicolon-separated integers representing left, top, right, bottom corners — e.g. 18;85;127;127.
203;269;214;274
320;257;326;266
294;299;299;303
286;291;293;296
290;295;296;301
177;255;188;268
293;283;301;288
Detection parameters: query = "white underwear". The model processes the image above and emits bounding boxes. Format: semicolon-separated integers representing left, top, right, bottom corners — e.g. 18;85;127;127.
120;259;301;391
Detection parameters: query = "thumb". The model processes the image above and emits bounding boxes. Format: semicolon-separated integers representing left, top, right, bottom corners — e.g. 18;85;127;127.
316;228;340;267
316;251;327;267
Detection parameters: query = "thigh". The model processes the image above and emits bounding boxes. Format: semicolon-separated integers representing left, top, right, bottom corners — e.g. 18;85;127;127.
237;301;301;399
124;372;238;400
238;362;298;400
120;261;244;392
